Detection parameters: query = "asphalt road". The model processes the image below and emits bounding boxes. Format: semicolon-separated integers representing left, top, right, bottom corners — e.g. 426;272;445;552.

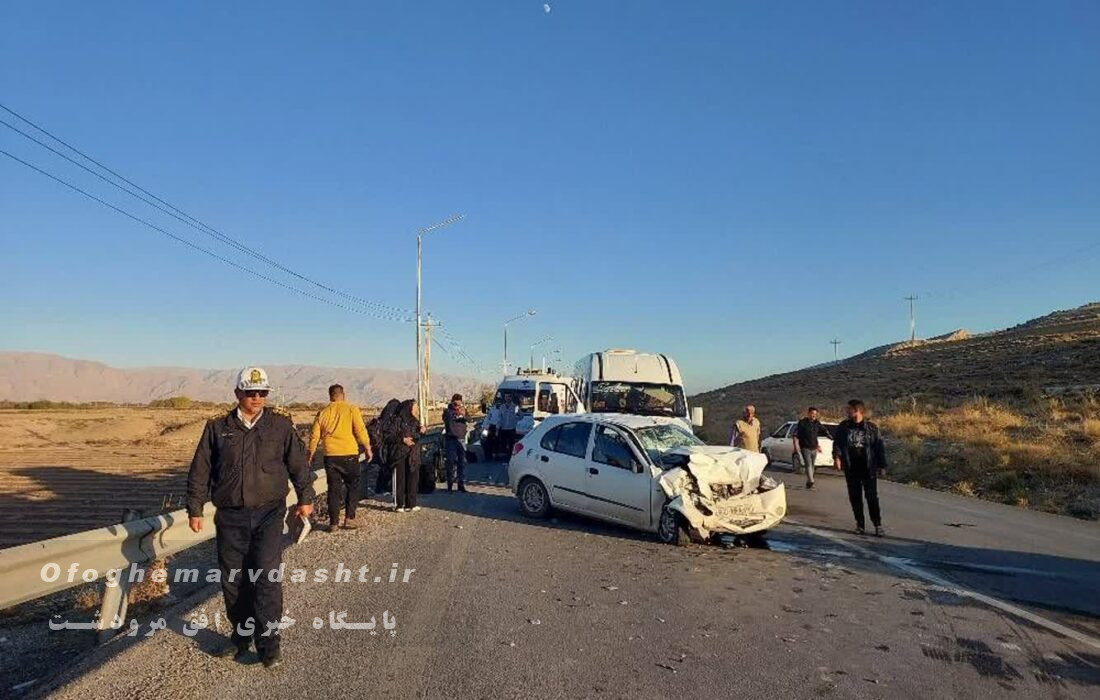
26;461;1100;699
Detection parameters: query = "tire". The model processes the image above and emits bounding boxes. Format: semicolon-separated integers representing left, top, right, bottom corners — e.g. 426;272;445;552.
517;477;551;519
763;449;774;468
466;449;479;464
656;505;691;546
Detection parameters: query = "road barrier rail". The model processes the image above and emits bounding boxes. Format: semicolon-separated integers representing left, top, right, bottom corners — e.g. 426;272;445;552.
0;469;330;641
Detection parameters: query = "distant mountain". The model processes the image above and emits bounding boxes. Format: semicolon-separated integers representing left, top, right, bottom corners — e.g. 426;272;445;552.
692;302;1100;433
0;352;485;406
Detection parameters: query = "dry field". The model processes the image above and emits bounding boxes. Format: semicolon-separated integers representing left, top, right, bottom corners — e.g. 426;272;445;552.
0;404;391;549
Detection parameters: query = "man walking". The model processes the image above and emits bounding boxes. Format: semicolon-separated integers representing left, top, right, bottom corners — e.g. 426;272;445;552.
793;406;824;489
497;393;520;458
187;367;314;669
833;399;888;536
730;404;762;452
308;384;373;531
442;393;468;492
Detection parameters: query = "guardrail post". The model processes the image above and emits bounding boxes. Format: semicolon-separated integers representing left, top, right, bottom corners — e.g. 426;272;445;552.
96;510;140;644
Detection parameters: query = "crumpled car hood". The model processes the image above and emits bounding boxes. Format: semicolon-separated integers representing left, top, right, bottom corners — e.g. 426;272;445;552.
658;446;786;537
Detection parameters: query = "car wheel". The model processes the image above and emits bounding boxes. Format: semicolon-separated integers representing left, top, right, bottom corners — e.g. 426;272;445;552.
466;449;478;464
656;505;691;546
763;449;773;468
518;477;551;519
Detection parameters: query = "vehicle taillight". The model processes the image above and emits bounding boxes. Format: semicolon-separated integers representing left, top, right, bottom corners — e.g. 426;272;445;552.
513;442;524;456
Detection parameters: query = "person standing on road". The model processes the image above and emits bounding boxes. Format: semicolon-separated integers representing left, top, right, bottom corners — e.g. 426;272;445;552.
730;405;762;452
833;399;888;537
186;367;314;669
307;384;373;531
497;394;521;458
484;400;501;460
386;399;423;512
442;393;468;492
793;406;824;490
371;399;401;495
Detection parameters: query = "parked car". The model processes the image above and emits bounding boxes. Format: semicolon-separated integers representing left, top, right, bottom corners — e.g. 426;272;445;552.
760;421;838;469
466;419;489;463
508;413;787;545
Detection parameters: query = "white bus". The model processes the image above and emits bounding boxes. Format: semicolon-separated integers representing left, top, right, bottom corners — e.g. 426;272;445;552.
572;349;702;432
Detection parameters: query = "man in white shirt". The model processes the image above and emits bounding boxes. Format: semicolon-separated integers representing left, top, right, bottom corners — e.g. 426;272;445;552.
497;394;521;458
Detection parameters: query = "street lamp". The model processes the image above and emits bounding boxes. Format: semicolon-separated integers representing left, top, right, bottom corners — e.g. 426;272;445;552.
503;309;536;375
416;214;465;413
529;336;554;371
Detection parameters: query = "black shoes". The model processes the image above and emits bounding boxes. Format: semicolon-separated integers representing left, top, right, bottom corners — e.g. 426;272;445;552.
261;649;283;669
215;642;251;662
458;484;467;493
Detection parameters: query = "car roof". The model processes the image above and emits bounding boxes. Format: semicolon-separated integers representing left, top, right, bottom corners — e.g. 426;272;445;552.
786;420;839;426
535;412;683;431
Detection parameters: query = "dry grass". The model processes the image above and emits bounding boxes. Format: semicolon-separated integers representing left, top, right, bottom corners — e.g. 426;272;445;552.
883;397;1100;519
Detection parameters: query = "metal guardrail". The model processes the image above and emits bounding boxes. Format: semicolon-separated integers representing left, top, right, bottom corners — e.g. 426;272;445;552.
0;470;329;640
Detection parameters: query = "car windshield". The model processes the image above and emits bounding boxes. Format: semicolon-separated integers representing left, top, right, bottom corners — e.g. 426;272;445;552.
589;381;686;417
496;388;536;411
635;424;704;461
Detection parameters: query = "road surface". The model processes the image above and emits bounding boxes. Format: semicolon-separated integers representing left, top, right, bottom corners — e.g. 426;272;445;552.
24;461;1100;699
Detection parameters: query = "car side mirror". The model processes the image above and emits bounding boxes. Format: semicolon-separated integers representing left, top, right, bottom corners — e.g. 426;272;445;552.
691;407;704;427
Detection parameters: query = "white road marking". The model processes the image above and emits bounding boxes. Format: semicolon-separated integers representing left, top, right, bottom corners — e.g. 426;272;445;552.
793;521;1100;652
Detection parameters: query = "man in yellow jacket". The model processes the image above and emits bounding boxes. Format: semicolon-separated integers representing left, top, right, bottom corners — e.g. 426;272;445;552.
308;384;373;531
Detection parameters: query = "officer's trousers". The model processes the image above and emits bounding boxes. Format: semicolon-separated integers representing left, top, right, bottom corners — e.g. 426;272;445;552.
214;501;286;655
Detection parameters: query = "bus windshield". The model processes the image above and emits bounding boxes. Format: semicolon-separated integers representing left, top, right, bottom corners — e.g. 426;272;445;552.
589;381;686;417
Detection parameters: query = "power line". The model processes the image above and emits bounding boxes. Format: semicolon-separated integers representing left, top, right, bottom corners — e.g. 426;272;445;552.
0;102;413;318
0;148;415;323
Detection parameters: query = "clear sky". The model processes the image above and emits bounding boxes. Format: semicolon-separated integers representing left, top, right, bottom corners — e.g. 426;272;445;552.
2;1;1097;393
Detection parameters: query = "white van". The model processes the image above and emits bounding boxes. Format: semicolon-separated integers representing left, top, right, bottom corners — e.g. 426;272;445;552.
572;349;702;432
495;370;585;437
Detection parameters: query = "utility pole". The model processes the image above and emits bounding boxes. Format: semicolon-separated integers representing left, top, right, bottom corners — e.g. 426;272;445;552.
423;316;435;407
904;295;919;343
415;214;464;414
830;338;842;364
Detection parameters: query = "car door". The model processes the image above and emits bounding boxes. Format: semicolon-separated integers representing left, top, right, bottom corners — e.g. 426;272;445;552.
583;424;653;528
534;421;594;511
764;422;793;463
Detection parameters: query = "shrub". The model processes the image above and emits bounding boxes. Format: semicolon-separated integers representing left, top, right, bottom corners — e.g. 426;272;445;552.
148;396;193;409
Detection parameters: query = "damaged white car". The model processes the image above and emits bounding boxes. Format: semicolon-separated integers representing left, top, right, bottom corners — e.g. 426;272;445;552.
508;413;787;545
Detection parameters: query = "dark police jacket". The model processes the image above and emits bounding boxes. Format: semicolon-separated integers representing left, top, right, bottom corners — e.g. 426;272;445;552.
187;409;315;517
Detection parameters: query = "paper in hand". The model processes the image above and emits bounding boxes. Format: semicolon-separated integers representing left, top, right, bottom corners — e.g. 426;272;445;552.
295;514;312;544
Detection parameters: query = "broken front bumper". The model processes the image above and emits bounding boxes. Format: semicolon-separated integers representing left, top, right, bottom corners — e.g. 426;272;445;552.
666;484;787;538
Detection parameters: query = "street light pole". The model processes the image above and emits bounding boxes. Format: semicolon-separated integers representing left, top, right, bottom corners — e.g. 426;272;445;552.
502;309;536;376
529;336;554;371
415;214;464;414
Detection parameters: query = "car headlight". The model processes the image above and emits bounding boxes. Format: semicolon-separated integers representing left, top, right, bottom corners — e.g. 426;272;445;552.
757;475;780;492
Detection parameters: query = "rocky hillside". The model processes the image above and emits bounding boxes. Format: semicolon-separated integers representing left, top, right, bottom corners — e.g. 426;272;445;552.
692;303;1100;519
694;302;1100;434
0;352;483;406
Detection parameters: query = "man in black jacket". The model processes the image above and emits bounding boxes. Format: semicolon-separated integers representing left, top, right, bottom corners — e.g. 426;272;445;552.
442;393;468;492
832;399;887;537
187;367;315;669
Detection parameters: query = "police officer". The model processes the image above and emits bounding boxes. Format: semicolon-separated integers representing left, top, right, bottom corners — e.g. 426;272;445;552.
187;367;314;669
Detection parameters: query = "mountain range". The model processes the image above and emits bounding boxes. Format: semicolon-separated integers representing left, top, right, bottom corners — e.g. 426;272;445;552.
0;352;485;406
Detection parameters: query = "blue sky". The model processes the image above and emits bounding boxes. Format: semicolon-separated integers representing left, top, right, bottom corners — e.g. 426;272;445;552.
2;1;1097;393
